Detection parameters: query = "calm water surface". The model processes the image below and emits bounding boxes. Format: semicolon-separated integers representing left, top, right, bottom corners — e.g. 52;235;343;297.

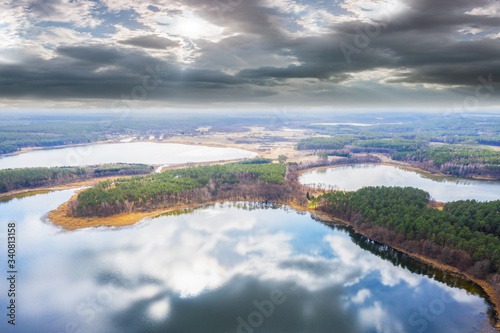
300;164;500;202
0;190;495;333
0;142;257;169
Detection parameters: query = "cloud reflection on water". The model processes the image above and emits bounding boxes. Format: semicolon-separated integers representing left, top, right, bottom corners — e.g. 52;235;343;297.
0;193;493;333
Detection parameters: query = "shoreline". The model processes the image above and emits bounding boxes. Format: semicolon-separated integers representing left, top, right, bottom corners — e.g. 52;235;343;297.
0;140;111;157
3;160;490;201
0;137;500;183
3;139;496;182
159;138;263;155
3;157;496;202
0;138;263;158
0;174;147;200
158;157;260;173
0;156;256;200
297;162;442;177
0;160;438;201
46;194;500;326
1;180;98;199
298;161;498;182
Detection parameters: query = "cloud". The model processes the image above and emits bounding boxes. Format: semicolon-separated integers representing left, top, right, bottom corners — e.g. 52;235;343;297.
467;1;500;17
57;45;125;64
351;289;372;304
118;35;180;49
1;0;500;108
28;0;103;28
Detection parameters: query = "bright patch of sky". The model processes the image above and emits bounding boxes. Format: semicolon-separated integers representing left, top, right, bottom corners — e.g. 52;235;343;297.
155;11;226;42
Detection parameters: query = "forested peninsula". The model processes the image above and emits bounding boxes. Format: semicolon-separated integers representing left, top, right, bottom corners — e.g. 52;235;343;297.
0;164;153;195
66;161;306;217
314;188;500;303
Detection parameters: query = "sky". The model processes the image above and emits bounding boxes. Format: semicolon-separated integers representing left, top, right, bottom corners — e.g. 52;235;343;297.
0;0;499;110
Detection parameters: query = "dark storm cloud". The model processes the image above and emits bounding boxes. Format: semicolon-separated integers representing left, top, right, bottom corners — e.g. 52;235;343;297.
408;0;489;15
118;35;180;49
57;46;124;64
182;0;285;39
237;63;354;82
234;31;389;83
0;44;265;103
385;0;500;31
53;45;169;74
2;0;500;107
234;0;500;89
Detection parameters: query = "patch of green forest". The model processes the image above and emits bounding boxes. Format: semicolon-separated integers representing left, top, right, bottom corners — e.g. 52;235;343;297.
0;164;153;193
73;163;288;217
299;116;500;152
393;145;500;166
306;117;500;145
235;158;273;164
316;187;500;279
0;123;109;155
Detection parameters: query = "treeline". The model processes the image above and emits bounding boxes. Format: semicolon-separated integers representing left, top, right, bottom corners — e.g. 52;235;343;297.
297;130;500;179
317;150;351;159
0;164;153;193
393;146;500;178
0;123;110;155
306;117;500;147
354;138;427;151
394;145;500;166
236;158;272;164
297;136;357;150
0;133;101;155
297;154;382;170
297;136;429;152
315;187;500;288
70;163;307;217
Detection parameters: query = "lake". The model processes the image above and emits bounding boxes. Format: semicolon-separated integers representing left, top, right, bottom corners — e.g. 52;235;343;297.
0;190;495;333
0;142;257;169
299;164;500;202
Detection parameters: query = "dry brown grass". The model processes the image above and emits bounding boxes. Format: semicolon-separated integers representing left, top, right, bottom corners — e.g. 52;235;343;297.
47;194;233;230
428;200;446;210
